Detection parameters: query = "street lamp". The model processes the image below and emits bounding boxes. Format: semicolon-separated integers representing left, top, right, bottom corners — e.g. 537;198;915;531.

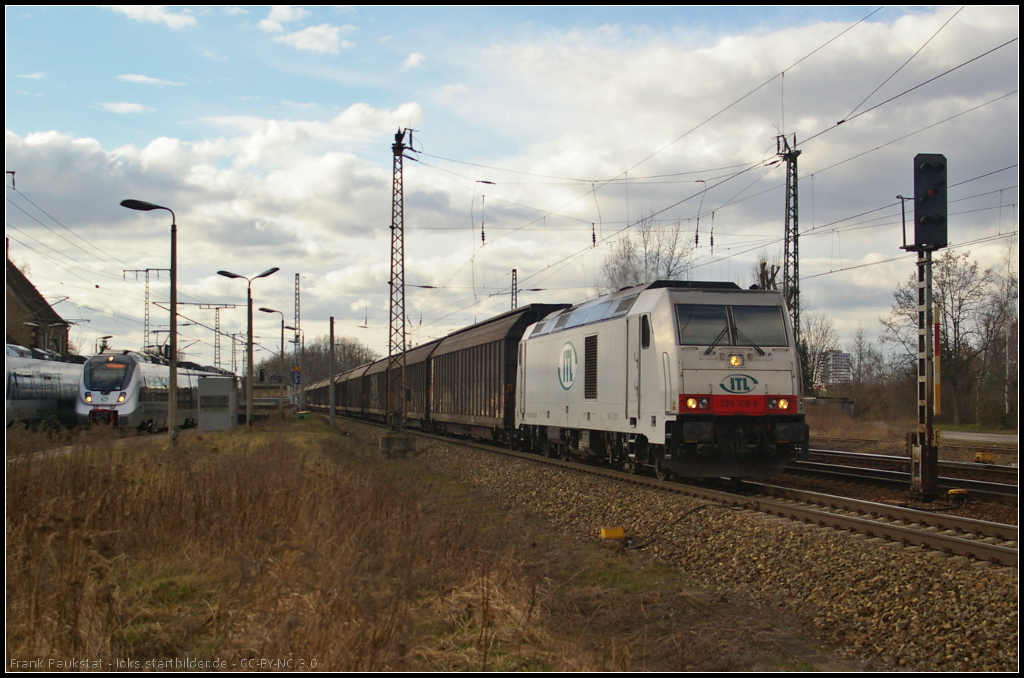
218;268;279;427
121;199;178;446
259;307;286;418
285;325;304;410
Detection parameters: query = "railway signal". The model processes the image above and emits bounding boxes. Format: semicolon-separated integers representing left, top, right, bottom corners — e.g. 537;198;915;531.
913;153;947;250
902;153;949;499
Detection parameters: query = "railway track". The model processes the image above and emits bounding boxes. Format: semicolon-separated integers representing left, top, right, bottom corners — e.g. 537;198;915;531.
787;454;1017;505
385;425;1018;567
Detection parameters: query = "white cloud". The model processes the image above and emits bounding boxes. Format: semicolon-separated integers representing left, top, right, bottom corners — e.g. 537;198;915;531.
438;84;469;102
6;8;1018;361
108;6;197;29
17;72;45;80
273;24;354;54
402;53;426;71
118;74;181;86
258;6;311;33
98;102;155;114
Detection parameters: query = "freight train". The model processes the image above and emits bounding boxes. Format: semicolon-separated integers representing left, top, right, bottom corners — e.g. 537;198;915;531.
75;350;227;431
307;280;809;478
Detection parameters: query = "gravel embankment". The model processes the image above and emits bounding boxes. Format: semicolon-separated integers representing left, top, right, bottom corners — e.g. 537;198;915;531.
400;435;1018;672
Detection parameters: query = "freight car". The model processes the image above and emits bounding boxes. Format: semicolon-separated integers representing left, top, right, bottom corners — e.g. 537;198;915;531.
309;280;807;478
75;350;224;431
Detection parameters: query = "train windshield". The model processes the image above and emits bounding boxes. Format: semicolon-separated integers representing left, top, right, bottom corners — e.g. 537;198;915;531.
676;304;789;347
676;304;730;345
84;358;133;391
731;306;788;347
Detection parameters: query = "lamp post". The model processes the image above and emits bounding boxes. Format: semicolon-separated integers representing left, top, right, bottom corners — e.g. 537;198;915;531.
218;268;279;427
285;325;304;410
121;199;178;445
260;307;286;418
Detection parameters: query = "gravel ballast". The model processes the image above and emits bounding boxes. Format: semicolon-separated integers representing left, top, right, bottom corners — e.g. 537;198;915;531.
400;434;1018;672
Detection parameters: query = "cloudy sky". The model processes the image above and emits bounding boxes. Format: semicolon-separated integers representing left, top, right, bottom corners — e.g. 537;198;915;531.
5;6;1018;369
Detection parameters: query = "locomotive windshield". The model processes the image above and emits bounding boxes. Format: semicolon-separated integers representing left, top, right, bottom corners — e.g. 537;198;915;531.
676;304;788;347
84;358;134;391
731;305;788;347
676;304;730;345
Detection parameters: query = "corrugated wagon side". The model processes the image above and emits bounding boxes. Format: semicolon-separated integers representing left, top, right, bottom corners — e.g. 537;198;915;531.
429;304;568;442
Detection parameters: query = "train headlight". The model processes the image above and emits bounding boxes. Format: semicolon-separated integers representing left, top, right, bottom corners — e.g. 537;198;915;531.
85;392;92;403
768;398;791;410
117;392;126;403
685;397;710;410
728;354;744;367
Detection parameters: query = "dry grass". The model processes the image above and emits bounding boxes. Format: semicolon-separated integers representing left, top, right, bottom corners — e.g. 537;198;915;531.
805;403;912;442
6;420;560;671
7;419;801;671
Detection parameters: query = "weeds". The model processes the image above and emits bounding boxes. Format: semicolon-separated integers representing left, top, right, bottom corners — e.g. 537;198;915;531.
6;421;549;671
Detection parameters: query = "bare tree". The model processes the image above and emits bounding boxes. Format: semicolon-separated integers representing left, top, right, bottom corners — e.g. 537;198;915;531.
880;249;999;424
257;335;378;385
799;311;840;394
601;214;694;291
748;248;782;290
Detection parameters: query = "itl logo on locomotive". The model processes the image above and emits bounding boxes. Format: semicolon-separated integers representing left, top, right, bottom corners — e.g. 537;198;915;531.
557;341;577;390
719;374;759;393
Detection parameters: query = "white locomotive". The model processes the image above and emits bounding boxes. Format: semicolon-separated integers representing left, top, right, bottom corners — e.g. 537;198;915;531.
515;281;808;478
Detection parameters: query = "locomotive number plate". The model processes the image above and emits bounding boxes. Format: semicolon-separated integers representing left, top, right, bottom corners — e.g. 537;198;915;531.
712;395;765;414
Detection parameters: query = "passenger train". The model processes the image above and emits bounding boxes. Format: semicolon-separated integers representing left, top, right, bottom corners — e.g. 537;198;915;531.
75;351;227;431
307;280;808;478
5;346;83;428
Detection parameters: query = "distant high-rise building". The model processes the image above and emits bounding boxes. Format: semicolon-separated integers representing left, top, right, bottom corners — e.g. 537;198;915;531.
824;350;852;385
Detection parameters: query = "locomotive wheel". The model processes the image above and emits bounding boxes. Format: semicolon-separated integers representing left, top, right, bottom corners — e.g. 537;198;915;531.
559;445;571;461
624;459;640;475
654;459;670;482
541;441;554;458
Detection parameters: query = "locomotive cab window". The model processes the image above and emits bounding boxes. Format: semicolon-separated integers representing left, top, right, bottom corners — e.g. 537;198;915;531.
676;304;730;346
641;315;651;349
675;303;789;347
731;305;787;347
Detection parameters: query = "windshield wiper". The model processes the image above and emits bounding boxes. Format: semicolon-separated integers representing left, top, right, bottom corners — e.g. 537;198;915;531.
703;326;731;355
734;329;766;355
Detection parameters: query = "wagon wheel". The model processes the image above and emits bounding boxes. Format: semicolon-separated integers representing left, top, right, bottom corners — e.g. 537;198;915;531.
541;440;554;458
559;445;572;461
624;459;640;475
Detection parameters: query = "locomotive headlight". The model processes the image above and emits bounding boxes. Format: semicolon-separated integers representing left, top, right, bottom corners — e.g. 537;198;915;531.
777;398;790;410
728;354;744;367
117;392;126;403
768;398;791;411
685;397;710;410
85;392;92;403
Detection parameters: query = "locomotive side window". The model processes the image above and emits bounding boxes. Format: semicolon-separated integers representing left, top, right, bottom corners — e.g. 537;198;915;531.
641;316;651;348
731;306;788;347
611;294;637;317
676;304;730;346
